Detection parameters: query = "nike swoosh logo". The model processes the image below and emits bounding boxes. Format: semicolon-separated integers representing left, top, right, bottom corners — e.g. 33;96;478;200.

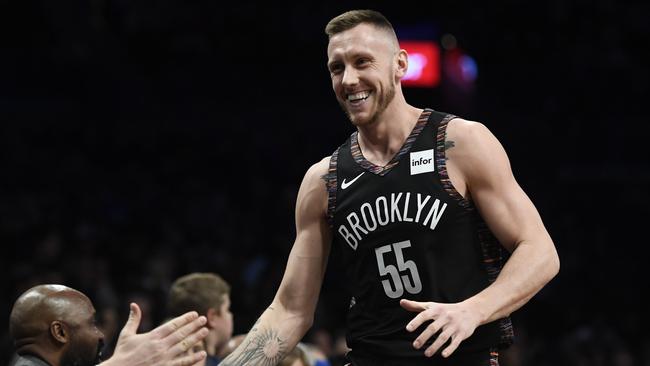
341;172;365;190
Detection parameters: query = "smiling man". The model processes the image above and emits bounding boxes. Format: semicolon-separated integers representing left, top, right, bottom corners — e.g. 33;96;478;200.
9;284;209;366
221;9;559;366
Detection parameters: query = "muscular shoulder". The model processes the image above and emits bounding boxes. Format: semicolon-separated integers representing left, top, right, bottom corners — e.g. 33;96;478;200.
301;156;331;194
306;156;331;182
446;118;493;150
296;156;331;219
445;118;511;187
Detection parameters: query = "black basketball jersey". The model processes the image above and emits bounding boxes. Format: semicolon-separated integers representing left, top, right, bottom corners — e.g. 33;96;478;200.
325;109;513;359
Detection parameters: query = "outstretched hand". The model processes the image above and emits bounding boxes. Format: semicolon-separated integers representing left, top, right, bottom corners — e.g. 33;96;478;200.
400;299;482;358
102;303;209;366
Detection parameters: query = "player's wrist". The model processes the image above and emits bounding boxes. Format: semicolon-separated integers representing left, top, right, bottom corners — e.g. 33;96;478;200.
462;296;490;325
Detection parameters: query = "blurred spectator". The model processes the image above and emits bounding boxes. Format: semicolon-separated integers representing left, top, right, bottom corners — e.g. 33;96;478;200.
8;284;208;366
279;346;310;366
168;272;233;365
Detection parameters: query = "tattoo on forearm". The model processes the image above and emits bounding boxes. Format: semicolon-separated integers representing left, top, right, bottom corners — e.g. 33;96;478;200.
220;328;287;366
221;309;285;366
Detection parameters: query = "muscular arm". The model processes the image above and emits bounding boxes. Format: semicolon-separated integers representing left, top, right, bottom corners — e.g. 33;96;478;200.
451;120;560;323
221;158;332;366
401;119;559;358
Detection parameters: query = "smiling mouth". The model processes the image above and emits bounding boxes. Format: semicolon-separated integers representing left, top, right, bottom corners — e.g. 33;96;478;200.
347;90;370;102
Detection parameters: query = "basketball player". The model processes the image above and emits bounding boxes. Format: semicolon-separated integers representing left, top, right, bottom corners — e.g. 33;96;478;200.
9;284;208;366
221;9;559;366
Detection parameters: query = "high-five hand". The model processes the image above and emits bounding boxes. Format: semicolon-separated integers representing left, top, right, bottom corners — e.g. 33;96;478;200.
102;303;209;366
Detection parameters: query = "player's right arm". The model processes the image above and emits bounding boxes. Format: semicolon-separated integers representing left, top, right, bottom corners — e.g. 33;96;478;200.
220;157;332;366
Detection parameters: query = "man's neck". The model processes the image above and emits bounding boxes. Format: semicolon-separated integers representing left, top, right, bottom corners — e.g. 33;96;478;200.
205;331;218;356
16;344;59;366
16;353;54;366
357;101;423;166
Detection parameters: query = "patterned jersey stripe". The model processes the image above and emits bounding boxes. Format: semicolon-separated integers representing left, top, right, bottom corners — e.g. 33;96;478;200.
435;113;471;208
324;148;340;228
350;109;432;176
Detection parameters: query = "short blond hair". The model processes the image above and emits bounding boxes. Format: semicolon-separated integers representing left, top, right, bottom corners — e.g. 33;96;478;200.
325;9;397;40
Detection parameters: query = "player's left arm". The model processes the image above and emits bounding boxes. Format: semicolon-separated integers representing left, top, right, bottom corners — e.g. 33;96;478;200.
456;119;560;322
401;119;559;358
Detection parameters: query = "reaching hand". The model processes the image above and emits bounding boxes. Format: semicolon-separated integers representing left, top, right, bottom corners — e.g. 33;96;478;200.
400;299;482;358
102;303;209;366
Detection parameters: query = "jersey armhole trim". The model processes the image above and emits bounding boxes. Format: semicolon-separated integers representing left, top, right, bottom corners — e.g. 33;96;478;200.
325;148;340;228
435;115;474;211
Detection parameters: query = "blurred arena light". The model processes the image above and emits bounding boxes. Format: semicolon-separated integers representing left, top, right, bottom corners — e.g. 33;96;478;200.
441;33;478;90
399;41;441;88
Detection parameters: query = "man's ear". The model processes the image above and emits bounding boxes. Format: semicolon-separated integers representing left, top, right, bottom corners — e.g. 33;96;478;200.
50;321;70;344
206;308;219;328
395;49;409;79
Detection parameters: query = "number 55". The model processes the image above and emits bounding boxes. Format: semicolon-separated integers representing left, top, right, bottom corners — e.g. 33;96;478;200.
375;240;423;299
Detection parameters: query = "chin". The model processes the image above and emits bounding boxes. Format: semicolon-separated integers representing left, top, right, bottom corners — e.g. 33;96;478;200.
338;100;371;126
349;111;378;127
350;117;371;126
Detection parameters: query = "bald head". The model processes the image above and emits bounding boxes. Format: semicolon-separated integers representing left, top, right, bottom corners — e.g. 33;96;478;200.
9;284;105;366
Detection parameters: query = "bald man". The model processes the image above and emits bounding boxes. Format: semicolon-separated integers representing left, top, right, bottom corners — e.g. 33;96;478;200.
9;284;209;366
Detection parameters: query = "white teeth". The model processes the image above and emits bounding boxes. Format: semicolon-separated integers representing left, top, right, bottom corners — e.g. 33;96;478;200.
347;91;370;101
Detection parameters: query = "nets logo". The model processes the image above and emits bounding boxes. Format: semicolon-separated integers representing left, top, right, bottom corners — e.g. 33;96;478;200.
410;149;435;175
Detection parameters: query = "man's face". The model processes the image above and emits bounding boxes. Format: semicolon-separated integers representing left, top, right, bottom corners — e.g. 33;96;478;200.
327;23;398;126
213;294;233;343
60;298;104;366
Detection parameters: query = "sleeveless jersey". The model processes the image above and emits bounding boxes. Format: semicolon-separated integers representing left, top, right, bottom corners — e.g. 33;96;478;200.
325;109;513;359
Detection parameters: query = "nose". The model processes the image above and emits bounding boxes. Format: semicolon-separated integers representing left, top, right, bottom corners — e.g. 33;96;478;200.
342;67;359;88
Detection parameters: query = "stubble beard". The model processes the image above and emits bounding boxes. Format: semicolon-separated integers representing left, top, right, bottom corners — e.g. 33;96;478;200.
339;73;396;127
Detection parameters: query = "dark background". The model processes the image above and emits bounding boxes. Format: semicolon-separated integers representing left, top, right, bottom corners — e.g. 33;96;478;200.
1;0;648;365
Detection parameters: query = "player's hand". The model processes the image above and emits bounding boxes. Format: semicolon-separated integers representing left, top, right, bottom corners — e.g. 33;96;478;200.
102;303;209;366
400;299;482;358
